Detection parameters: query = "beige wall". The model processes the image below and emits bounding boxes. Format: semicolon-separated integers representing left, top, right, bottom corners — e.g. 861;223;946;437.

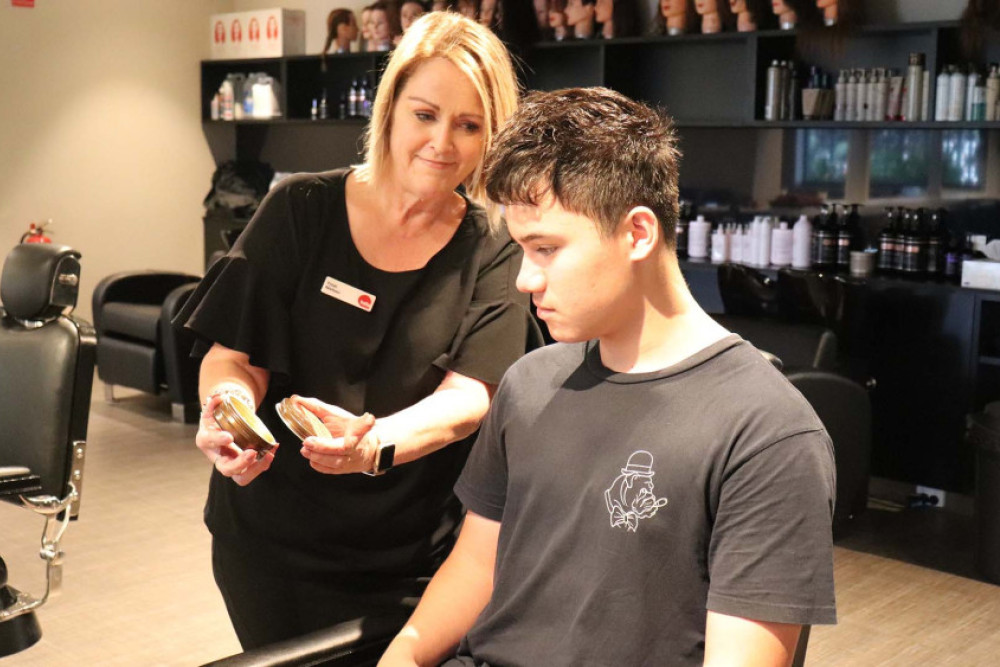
0;0;232;322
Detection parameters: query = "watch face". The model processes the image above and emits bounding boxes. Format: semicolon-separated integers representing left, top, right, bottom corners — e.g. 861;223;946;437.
378;443;395;472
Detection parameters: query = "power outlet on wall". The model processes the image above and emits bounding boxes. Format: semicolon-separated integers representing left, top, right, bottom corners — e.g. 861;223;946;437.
915;485;946;508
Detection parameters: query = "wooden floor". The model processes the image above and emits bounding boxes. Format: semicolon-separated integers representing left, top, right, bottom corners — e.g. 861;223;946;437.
3;384;1000;665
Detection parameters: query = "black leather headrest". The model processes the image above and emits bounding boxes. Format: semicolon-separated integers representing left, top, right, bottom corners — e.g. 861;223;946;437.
0;244;82;322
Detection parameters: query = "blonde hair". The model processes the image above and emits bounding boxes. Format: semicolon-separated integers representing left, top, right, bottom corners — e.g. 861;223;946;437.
354;11;519;230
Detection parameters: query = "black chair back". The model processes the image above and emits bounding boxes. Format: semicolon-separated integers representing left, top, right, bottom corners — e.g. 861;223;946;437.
0;244;95;509
717;263;779;318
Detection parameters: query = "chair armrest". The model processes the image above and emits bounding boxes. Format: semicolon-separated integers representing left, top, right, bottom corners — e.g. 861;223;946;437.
200;610;410;667
0;467;41;499
92;272;200;332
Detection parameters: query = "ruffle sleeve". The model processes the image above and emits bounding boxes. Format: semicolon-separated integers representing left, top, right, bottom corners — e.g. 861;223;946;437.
172;172;329;384
176;253;293;383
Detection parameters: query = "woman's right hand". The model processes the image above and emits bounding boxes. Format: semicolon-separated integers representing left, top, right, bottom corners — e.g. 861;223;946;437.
196;394;276;486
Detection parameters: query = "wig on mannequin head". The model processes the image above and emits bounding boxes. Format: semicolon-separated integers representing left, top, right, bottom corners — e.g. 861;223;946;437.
728;0;776;30
650;0;698;37
796;0;866;60
493;0;542;59
612;0;640;37
323;8;357;56
961;0;1000;60
695;0;734;33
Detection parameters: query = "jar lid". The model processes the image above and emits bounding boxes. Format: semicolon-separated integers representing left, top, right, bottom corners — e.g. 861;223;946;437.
213;395;277;454
276;398;332;441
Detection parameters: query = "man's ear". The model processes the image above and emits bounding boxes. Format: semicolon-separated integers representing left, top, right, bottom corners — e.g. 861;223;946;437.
622;207;660;261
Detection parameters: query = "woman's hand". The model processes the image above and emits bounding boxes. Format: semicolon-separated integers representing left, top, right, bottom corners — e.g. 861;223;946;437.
291;395;360;437
196;394;276;486
299;411;378;475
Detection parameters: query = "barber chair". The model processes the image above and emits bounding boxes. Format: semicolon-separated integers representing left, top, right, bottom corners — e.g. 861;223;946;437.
717;262;780;318
0;243;96;656
92;271;201;422
201;610;410;667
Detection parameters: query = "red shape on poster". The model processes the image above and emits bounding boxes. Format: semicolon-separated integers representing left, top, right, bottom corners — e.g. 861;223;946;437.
12;0;36;7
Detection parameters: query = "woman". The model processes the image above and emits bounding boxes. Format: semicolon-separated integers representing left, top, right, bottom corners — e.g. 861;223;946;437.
179;11;535;650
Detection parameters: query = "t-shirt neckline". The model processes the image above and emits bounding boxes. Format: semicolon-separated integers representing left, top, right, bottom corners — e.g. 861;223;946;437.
584;334;744;384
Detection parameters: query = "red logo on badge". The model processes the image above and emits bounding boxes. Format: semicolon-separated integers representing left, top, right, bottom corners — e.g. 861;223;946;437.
358;294;373;311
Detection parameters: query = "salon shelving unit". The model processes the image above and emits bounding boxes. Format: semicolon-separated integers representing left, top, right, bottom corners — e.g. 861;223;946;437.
199;19;1000;494
200;20;1000;162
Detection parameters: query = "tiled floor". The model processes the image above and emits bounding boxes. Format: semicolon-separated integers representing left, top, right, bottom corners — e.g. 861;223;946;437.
4;384;1000;665
1;387;241;666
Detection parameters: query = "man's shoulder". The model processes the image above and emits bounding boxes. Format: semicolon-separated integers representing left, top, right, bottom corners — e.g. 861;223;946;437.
507;341;586;379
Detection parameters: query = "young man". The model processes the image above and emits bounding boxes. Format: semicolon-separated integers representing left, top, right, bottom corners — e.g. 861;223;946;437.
379;87;837;667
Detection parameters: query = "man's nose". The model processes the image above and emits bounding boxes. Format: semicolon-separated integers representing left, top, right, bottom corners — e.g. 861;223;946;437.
515;260;544;294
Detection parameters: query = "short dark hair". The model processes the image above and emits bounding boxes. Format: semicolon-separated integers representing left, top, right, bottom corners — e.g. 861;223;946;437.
484;87;681;247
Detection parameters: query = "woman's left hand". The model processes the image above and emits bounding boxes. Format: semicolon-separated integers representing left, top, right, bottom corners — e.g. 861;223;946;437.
292;395;360;438
300;411;378;475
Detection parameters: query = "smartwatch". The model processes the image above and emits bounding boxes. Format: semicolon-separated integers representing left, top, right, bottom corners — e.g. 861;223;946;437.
364;430;395;476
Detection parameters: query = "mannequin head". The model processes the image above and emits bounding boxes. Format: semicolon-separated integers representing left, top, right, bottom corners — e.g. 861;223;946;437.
324;8;358;54
815;0;836;25
456;0;479;20
595;0;612;25
361;6;374;45
728;0;772;30
368;1;399;50
549;0;569;39
658;0;695;35
400;0;428;32
480;0;499;28
694;0;732;33
432;0;452;10
565;0;596;38
534;0;549;30
771;0;796;28
596;0;638;38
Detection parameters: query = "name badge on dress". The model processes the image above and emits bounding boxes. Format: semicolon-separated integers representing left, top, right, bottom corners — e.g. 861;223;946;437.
321;277;376;312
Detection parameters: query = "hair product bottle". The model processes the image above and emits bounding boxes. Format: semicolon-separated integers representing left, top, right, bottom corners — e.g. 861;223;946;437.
792;214;812;269
835;70;847;121
877;207;898;274
986;65;1000;122
935;66;952;121
905;53;924;122
949;66;967;121
688;214;711;259
771;221;793;267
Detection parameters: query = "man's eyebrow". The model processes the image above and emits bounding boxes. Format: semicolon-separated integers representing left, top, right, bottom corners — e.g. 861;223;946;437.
512;232;551;245
406;95;485;119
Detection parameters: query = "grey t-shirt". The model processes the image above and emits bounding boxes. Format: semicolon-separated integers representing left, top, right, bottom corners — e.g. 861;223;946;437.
450;336;837;667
